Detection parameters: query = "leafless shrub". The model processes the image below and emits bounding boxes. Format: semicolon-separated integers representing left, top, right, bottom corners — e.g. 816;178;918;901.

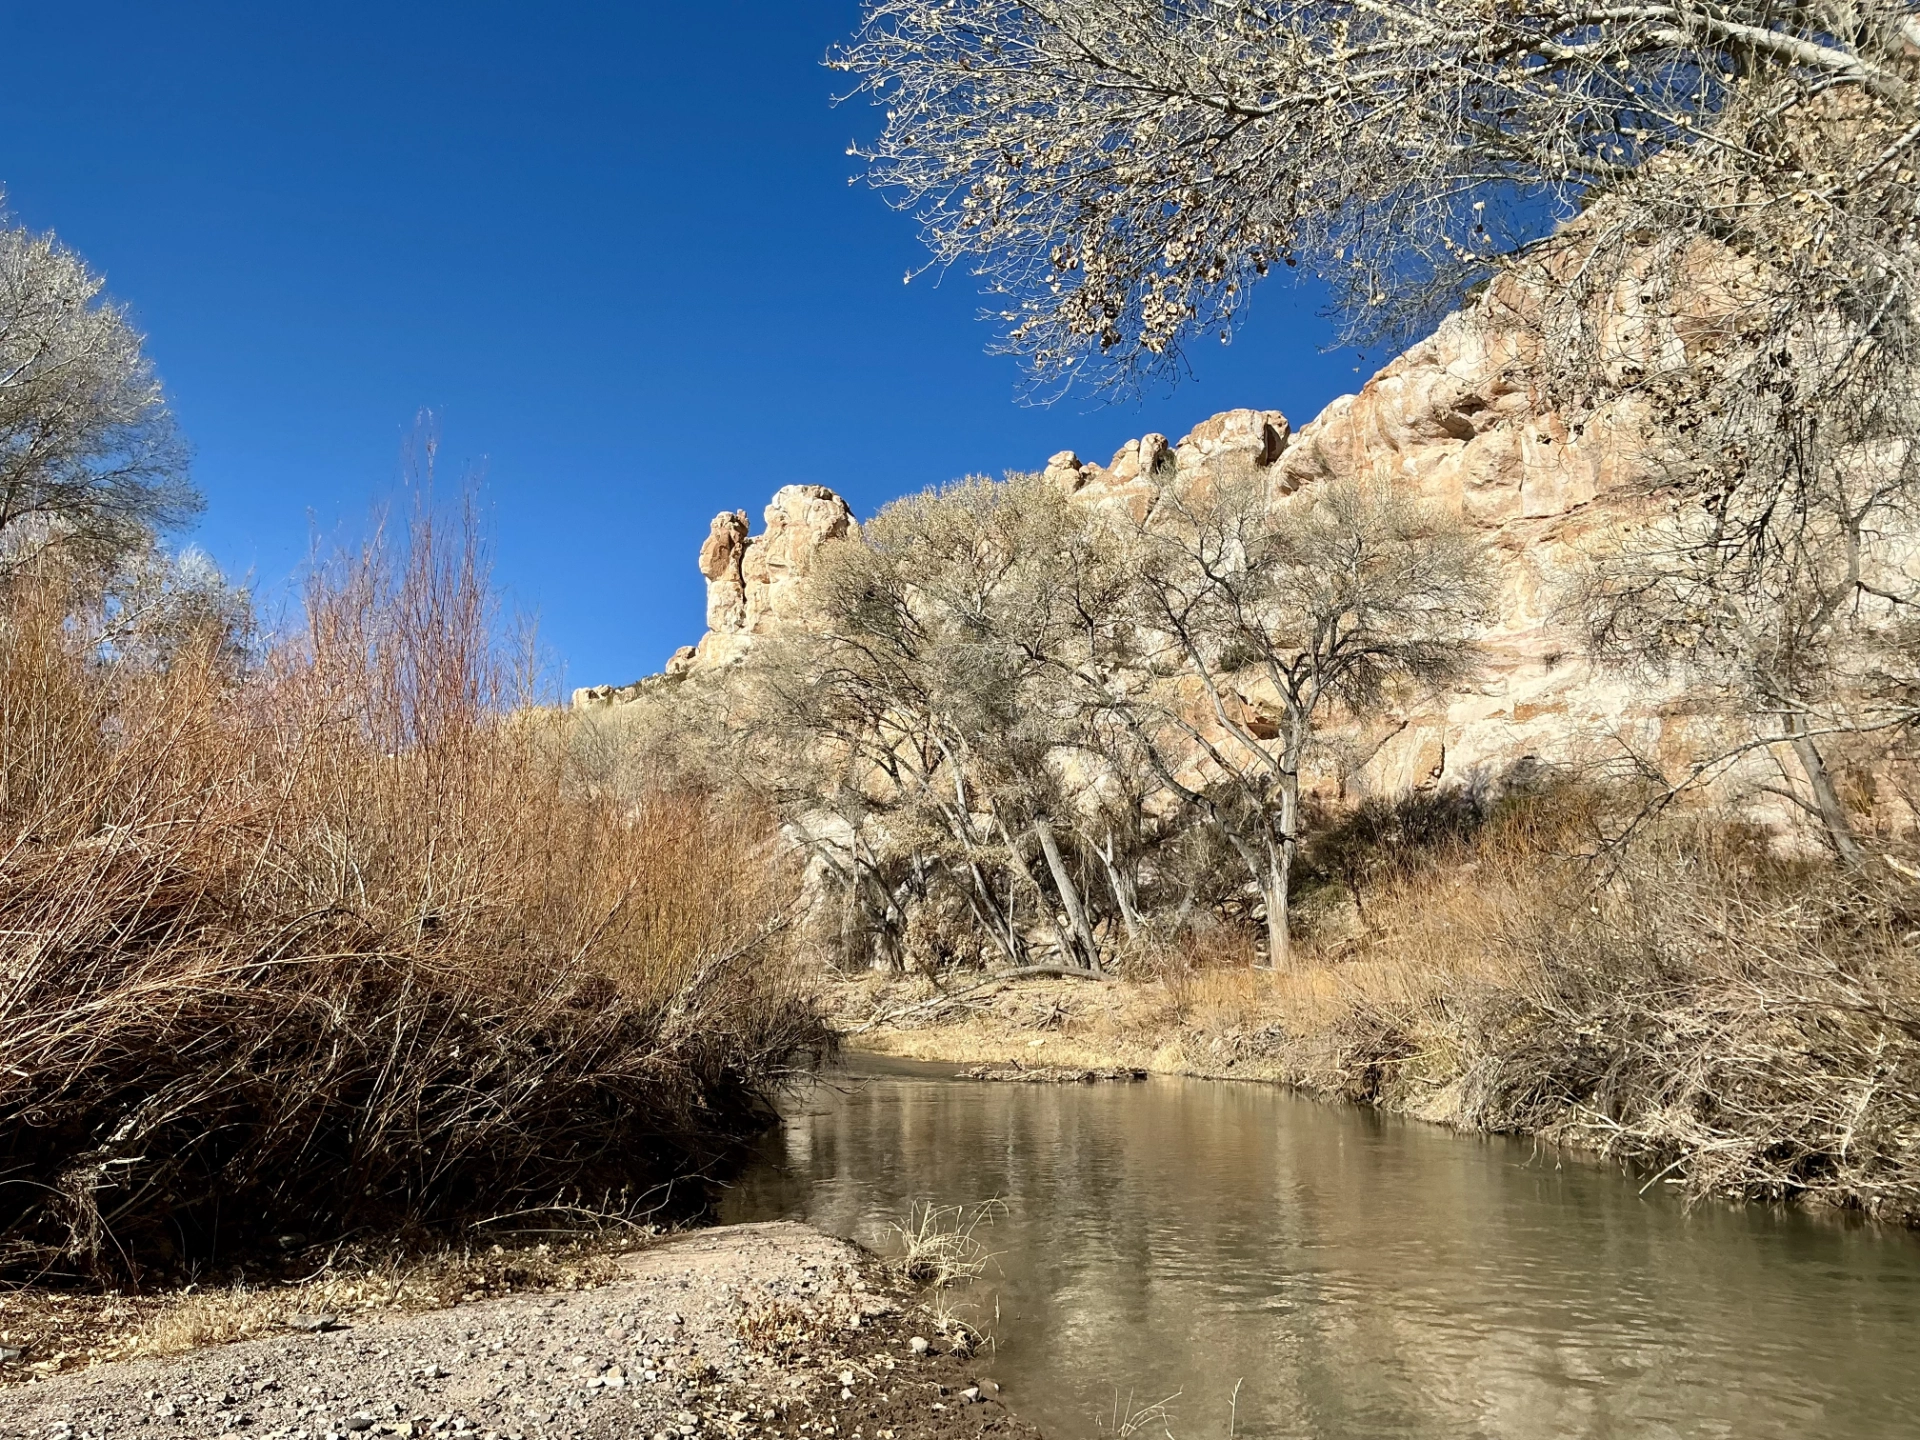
1460;830;1920;1220
0;495;827;1285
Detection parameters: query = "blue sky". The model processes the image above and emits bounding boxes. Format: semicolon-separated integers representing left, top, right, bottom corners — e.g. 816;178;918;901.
2;1;1364;689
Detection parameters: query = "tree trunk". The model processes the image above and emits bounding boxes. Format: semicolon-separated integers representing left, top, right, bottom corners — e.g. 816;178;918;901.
1035;817;1103;973
1265;839;1292;971
1096;829;1143;943
1267;763;1301;970
998;819;1080;970
1216;825;1283;968
1784;713;1865;869
963;859;1029;966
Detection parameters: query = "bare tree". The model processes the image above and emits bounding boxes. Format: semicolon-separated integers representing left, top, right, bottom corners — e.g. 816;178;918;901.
840;1;1920;864
837;0;1920;395
0;213;194;574
1507;77;1920;860
741;478;1076;971
1125;476;1493;967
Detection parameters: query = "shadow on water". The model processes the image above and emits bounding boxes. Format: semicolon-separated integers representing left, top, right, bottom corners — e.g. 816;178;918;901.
720;1054;1920;1440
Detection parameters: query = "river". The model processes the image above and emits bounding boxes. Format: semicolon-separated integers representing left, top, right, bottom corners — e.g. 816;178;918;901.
720;1054;1920;1440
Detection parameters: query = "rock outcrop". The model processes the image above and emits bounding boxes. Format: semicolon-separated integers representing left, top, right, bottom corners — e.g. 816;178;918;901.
572;485;856;708
695;484;857;669
570;306;1797;821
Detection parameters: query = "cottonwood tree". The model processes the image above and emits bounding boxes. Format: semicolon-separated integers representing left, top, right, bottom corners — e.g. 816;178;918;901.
745;476;1135;973
0;216;193;575
1574;438;1918;864
1552;92;1920;860
1124;476;1493;967
840;0;1920;860
837;0;1920;392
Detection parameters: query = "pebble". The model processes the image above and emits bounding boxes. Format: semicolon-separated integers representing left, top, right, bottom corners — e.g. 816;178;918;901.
2;1228;1037;1440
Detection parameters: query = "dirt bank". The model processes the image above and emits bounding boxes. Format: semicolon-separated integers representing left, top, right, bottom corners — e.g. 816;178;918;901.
834;972;1444;1113
0;1223;1037;1440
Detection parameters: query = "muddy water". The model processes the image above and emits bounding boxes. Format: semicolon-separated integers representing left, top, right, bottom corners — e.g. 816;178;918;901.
721;1055;1920;1440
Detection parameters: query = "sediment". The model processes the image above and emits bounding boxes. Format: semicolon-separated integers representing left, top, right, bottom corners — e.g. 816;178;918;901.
0;1223;1038;1440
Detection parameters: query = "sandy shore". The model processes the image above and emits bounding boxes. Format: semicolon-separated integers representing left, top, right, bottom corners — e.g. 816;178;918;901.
0;1223;1038;1440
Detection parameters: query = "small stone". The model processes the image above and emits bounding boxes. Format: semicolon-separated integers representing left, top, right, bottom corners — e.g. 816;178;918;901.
345;1418;376;1432
908;1338;928;1355
838;1371;854;1387
961;1388;980;1404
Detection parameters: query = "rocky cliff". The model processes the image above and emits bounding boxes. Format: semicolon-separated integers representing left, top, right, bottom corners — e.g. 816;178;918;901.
573;304;1788;817
572;484;857;708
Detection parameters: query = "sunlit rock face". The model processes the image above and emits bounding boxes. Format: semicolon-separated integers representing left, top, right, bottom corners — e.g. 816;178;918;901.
1258;308;1669;805
690;485;856;670
571;303;1797;822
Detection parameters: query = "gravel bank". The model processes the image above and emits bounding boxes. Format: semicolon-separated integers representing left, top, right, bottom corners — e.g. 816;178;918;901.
0;1223;1038;1440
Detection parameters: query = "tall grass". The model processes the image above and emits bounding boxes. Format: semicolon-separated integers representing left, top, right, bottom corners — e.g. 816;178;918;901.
0;500;826;1284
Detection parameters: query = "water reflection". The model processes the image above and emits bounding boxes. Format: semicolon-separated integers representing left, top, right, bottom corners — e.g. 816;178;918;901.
722;1056;1920;1440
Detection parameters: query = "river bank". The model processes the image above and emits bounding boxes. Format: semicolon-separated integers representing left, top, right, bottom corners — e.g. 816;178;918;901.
828;886;1920;1234
0;1222;1034;1440
834;972;1465;1116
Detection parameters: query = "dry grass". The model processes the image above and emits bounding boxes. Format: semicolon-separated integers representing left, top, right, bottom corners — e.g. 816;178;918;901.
0;1233;639;1381
884;1200;1005;1290
0;498;827;1285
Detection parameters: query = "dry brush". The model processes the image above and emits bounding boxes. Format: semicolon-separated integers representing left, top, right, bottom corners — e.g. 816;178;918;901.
0;504;827;1285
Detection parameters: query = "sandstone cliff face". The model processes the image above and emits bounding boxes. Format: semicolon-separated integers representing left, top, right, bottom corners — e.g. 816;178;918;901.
571;485;856;708
692;484;857;670
573;306;1765;814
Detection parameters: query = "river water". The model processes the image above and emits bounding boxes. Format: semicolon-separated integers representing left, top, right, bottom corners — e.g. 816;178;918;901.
720;1055;1920;1440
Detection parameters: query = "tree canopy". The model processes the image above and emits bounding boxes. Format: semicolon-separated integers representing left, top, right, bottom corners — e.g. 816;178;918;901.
0;215;195;574
837;0;1920;393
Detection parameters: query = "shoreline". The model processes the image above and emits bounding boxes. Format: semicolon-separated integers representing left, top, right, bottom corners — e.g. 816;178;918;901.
833;972;1475;1126
0;1222;1038;1440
